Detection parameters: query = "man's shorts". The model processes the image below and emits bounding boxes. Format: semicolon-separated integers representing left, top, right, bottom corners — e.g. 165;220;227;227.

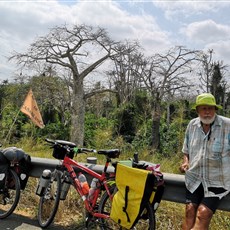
185;184;225;213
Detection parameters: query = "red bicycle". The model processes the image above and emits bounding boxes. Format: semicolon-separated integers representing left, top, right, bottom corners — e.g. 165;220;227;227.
36;138;120;229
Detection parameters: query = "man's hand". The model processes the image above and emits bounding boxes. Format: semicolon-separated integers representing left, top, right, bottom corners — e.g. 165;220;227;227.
179;162;189;173
179;153;189;173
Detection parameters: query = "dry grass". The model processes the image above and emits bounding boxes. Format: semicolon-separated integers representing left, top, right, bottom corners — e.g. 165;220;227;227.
13;177;230;230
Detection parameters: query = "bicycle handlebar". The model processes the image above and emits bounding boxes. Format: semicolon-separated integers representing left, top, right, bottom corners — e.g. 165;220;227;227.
45;138;120;159
45;138;96;154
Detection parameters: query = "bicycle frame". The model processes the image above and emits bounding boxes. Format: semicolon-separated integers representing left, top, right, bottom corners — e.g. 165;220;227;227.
37;139;121;229
61;155;114;219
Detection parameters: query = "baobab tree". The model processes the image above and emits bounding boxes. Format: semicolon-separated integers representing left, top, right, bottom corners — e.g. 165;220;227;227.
9;24;120;146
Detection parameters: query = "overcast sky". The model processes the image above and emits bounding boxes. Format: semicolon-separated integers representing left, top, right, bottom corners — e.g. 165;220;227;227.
1;0;230;82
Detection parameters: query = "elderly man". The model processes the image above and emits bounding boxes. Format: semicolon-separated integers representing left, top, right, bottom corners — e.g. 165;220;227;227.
180;93;230;230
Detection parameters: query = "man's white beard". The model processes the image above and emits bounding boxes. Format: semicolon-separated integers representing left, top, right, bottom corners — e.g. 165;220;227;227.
199;115;216;125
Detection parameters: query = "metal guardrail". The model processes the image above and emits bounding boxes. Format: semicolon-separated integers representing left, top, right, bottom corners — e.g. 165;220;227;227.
29;157;230;212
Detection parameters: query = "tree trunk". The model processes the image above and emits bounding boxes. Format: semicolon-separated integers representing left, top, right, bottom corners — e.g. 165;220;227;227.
70;78;85;146
151;103;161;150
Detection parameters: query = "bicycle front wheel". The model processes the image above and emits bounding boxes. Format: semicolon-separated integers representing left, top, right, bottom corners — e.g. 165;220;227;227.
37;170;61;228
0;169;21;219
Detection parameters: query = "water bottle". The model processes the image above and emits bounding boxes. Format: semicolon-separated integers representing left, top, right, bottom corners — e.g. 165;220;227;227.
78;173;89;195
88;178;98;202
60;176;71;200
36;169;51;196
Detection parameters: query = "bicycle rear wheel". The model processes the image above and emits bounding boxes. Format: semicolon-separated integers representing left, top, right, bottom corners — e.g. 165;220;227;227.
133;201;155;230
98;185;121;230
37;170;61;228
98;185;155;230
0;169;21;219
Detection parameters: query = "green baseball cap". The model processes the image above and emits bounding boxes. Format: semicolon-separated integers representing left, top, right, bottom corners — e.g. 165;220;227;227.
192;93;222;109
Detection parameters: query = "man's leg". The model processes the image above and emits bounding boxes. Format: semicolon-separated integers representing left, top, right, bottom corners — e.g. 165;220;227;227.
182;203;198;230
191;192;223;230
191;204;213;230
183;185;204;230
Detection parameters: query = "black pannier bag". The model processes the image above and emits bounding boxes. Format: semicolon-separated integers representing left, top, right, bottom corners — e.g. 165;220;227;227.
17;153;32;190
0;151;9;193
2;147;32;190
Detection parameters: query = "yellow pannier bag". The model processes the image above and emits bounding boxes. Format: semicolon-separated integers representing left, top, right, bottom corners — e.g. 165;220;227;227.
110;163;156;229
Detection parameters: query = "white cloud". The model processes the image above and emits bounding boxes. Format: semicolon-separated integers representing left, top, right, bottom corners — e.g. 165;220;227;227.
0;0;173;80
70;1;171;52
183;20;230;44
152;0;226;20
204;40;230;63
1;0;230;81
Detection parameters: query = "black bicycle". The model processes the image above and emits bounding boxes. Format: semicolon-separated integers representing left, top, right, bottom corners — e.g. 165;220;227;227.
0;147;31;219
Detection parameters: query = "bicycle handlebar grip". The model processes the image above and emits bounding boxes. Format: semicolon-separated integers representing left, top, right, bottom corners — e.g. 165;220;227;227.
78;148;97;153
45;138;55;144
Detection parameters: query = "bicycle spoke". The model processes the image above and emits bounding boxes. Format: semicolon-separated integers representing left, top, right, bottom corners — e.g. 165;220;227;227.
37;171;61;228
0;169;20;219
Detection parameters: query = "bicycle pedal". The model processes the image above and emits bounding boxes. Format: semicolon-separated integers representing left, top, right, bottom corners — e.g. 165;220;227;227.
93;204;99;211
85;213;93;227
0;194;6;205
5;191;10;198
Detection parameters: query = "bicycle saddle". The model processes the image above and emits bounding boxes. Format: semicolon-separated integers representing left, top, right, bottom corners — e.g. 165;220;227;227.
97;149;120;159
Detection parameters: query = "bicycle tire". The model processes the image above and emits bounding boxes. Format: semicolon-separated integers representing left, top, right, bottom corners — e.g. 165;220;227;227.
134;201;156;230
98;185;120;230
0;169;21;219
98;185;156;230
37;170;61;228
